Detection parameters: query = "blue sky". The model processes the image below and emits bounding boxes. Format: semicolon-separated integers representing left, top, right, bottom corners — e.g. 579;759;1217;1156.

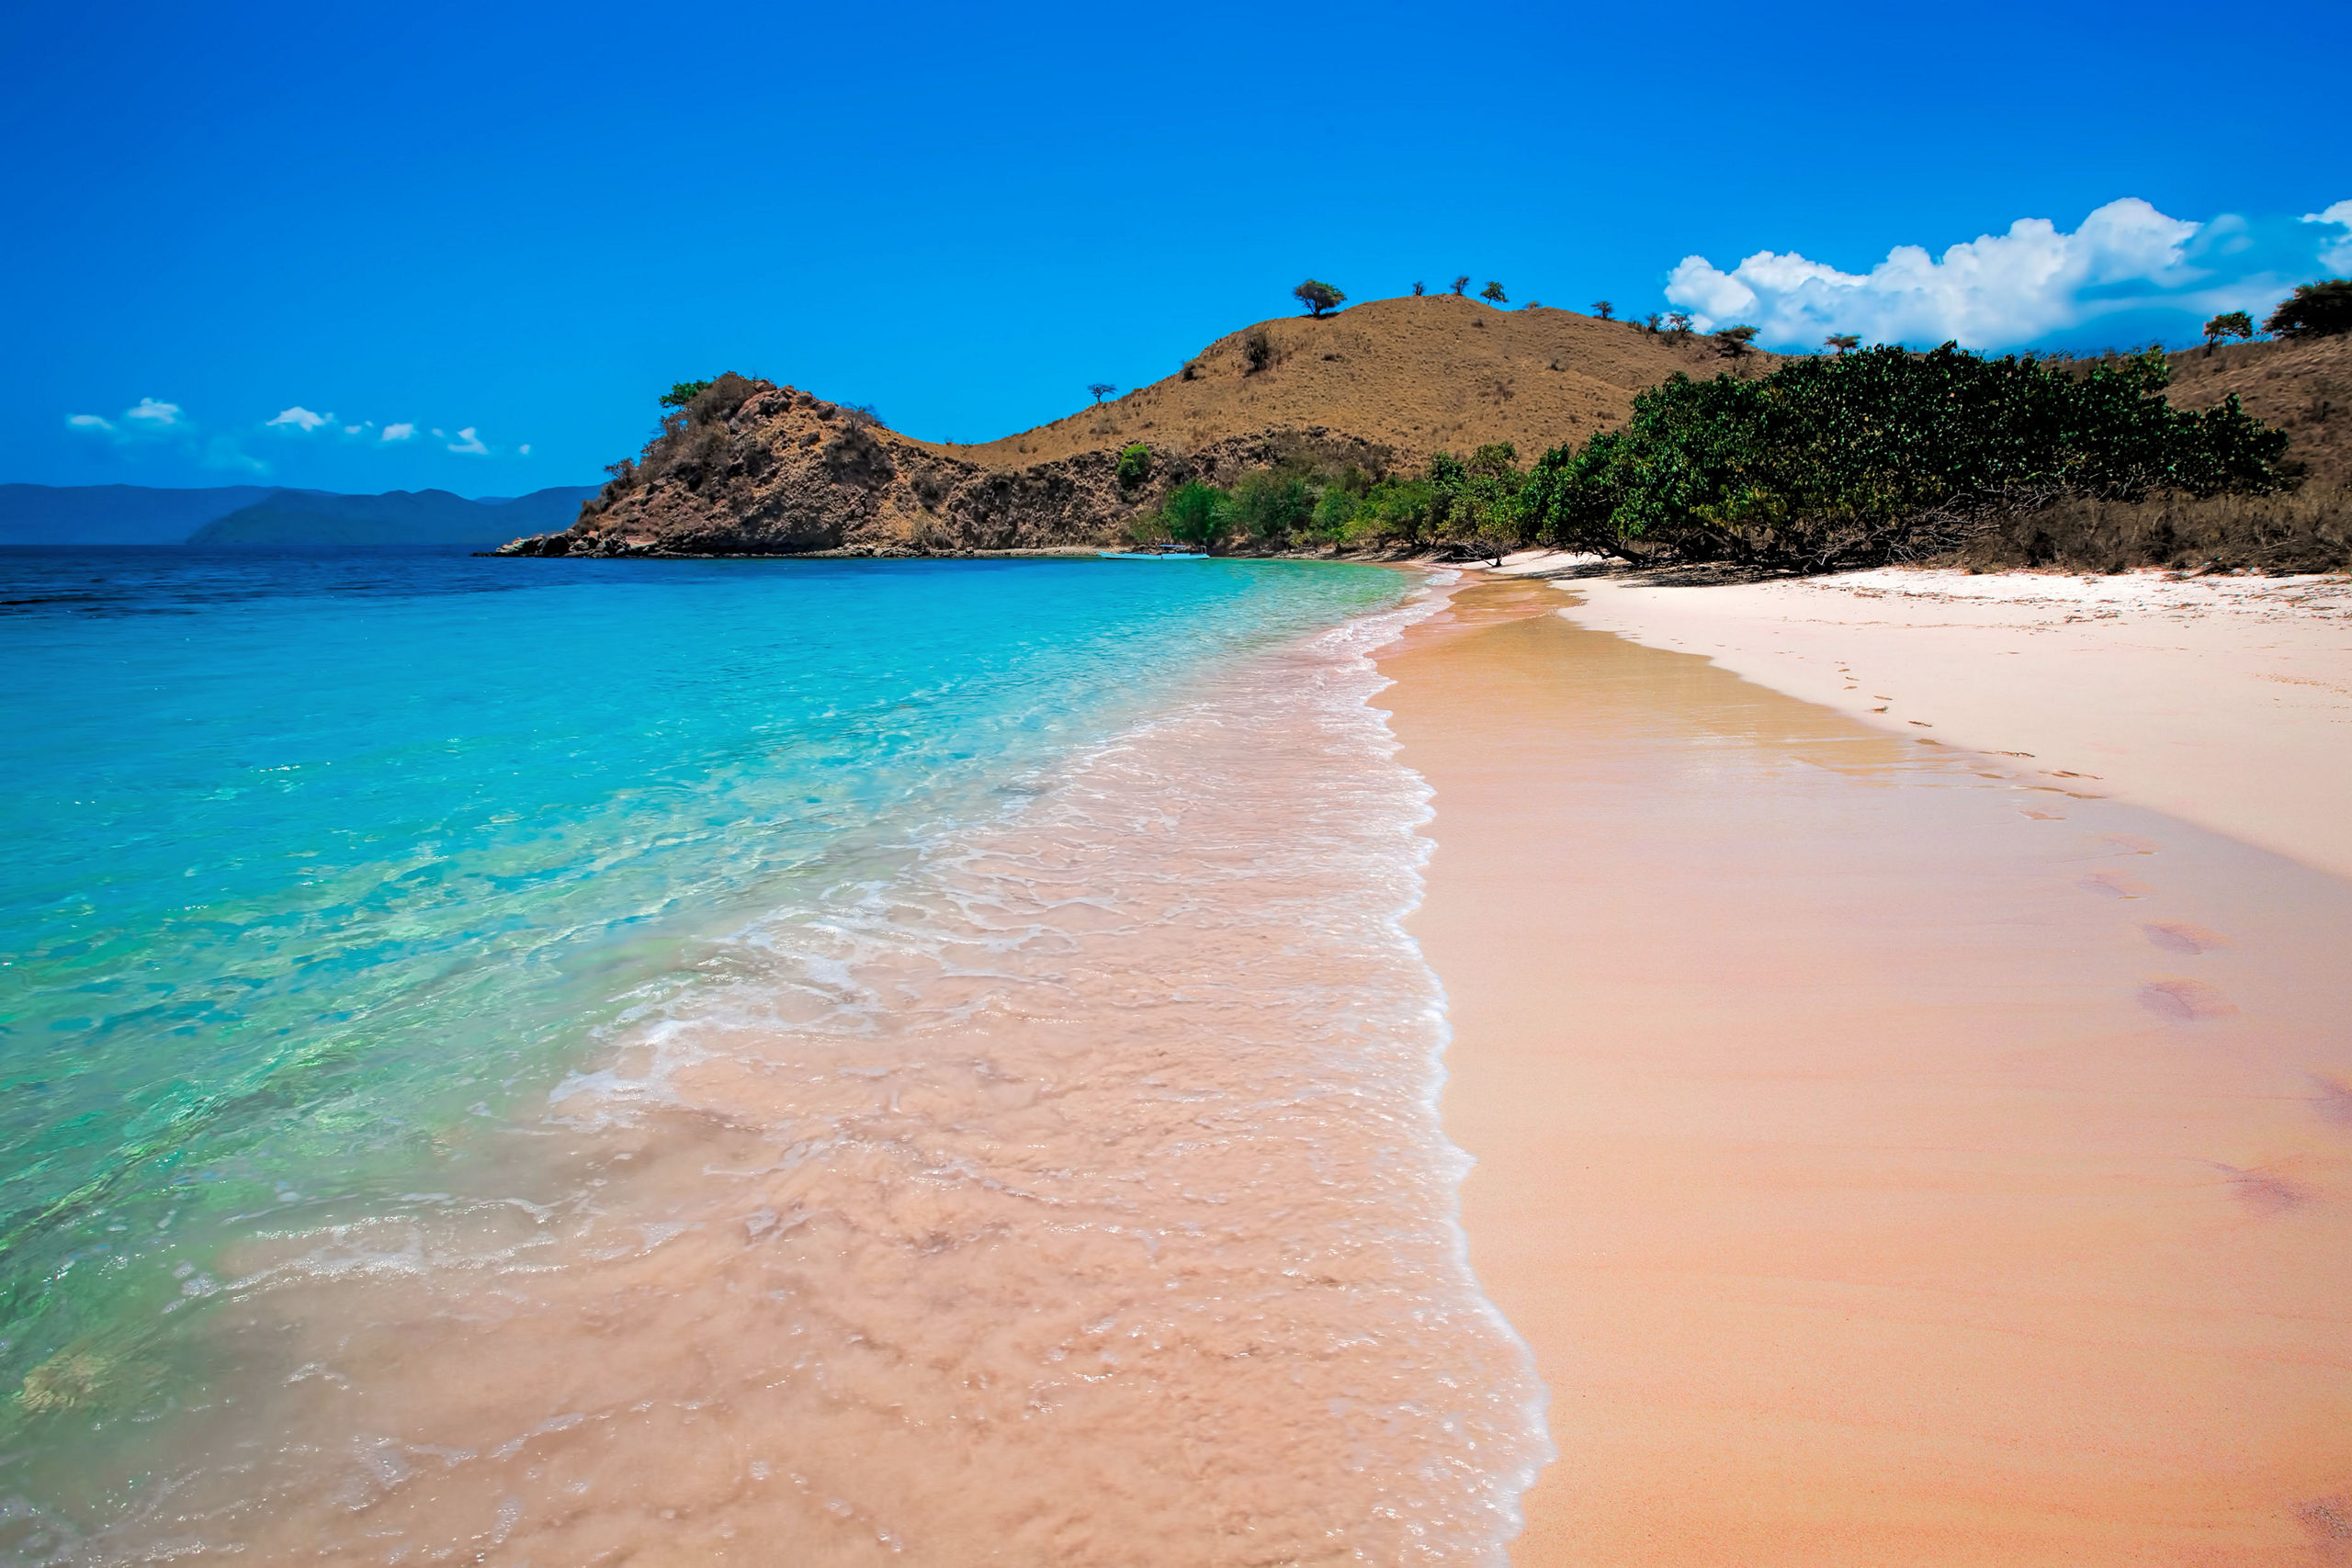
6;0;2348;496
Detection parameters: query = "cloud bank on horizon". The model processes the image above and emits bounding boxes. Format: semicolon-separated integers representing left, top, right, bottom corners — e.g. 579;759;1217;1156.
65;396;523;478
1665;197;2352;350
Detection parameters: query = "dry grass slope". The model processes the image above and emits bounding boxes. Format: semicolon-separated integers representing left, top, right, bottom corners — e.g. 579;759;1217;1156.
941;295;1766;469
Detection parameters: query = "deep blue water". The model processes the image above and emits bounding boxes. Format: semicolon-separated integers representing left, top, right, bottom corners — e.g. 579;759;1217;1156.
0;547;1405;1453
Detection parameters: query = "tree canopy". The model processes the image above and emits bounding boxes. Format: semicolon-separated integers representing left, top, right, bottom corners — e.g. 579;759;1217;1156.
1293;279;1346;317
2202;310;2255;348
659;379;714;410
1521;344;2289;570
1479;281;1508;304
2263;279;2352;340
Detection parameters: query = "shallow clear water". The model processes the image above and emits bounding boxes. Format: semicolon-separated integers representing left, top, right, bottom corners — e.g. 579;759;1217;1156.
0;549;1544;1562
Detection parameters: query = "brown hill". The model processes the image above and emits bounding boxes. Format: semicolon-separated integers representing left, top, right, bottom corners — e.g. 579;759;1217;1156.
499;299;1760;558
951;295;1747;469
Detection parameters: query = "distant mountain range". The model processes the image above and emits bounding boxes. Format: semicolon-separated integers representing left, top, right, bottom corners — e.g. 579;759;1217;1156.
0;483;599;548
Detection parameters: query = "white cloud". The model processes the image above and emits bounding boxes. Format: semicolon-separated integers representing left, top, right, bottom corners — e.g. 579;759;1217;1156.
430;428;445;438
518;444;531;456
62;396;518;473
69;398;198;448
2306;200;2352;273
1665;197;2351;349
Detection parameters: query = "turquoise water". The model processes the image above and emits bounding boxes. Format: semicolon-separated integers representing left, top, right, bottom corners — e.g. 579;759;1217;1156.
0;549;1406;1499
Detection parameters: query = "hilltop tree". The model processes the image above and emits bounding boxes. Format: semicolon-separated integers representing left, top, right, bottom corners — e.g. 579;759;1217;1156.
1825;333;1860;355
1087;382;1118;404
2202;311;2255;354
1412;280;1427;297
1713;324;1760;358
1664;311;1693;339
1452;275;1471;297
659;379;714;410
1591;301;1615;321
1293;279;1347;317
1480;281;1509;305
2262;281;2351;340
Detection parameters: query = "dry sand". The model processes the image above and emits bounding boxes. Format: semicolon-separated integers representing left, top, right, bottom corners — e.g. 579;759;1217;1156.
1379;578;2352;1566
1498;558;2352;881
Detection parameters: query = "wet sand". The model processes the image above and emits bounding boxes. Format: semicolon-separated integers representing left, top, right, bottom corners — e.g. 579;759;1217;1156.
1379;578;2352;1566
78;591;1546;1566
1510;559;2352;881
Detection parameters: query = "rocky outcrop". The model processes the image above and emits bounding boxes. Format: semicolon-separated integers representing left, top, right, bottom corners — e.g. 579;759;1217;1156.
497;376;1396;558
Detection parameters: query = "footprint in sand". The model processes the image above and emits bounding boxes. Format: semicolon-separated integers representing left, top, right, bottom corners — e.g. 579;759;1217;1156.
2139;977;2238;1020
2294;1496;2352;1561
2310;1075;2352;1130
2080;869;2154;898
2143;919;2230;955
2215;1163;2315;1215
2020;807;2066;820
2217;1164;2316;1215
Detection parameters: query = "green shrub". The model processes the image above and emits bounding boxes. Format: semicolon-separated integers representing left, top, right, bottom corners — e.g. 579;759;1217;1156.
1522;343;2291;570
1242;328;1274;374
1342;477;1437;546
1161;480;1228;547
1114;443;1152;488
1468;442;1518;478
1229;471;1316;546
660;379;714;410
1311;485;1359;537
1125;506;1173;546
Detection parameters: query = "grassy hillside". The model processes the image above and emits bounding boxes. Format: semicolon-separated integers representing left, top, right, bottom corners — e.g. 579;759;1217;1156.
945;295;1766;469
2159;332;2349;485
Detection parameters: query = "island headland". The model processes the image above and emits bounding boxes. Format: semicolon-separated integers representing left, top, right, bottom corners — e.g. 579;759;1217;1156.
497;291;2350;571
494;296;1767;558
